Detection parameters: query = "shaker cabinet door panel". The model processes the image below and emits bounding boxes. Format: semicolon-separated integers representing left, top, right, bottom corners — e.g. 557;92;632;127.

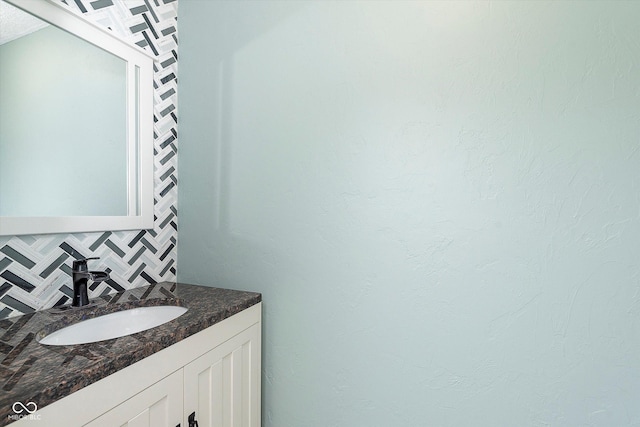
83;369;183;427
184;323;261;427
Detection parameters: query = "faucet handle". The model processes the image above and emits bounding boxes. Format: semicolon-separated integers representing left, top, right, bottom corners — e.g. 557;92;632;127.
72;257;100;272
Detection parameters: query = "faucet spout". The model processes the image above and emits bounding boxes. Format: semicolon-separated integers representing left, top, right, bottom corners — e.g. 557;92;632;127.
87;271;109;282
72;257;110;307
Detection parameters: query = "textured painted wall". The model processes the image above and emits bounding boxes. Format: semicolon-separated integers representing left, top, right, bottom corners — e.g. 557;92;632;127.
0;0;178;319
178;1;640;425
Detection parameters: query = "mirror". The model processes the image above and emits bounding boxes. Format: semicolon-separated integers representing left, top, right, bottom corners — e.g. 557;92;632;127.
0;0;154;236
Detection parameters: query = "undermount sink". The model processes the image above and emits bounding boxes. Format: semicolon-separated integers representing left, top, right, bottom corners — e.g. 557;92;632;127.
38;305;188;346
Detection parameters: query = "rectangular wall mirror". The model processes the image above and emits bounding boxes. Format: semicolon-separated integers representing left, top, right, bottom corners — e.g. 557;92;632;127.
0;0;154;236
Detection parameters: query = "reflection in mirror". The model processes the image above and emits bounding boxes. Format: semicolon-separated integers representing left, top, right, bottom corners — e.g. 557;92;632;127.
0;0;154;236
0;3;127;216
0;0;127;217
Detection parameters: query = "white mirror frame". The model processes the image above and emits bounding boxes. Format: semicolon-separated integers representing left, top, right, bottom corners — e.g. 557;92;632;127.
0;0;154;236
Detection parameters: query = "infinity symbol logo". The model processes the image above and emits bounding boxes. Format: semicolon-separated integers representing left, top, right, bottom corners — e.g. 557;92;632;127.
12;401;37;414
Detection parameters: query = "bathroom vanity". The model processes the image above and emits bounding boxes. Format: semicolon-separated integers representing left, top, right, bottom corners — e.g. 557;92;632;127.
0;282;262;427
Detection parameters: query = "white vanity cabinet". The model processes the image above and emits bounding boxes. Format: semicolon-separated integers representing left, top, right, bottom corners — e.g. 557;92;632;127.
13;303;261;427
183;323;261;427
84;370;183;427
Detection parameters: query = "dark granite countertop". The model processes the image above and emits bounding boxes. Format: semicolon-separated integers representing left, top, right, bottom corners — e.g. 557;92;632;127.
0;282;261;425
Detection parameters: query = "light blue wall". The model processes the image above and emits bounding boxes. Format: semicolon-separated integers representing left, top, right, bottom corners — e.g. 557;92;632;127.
177;1;640;425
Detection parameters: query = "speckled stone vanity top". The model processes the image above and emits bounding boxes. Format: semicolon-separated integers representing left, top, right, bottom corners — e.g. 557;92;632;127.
0;282;261;425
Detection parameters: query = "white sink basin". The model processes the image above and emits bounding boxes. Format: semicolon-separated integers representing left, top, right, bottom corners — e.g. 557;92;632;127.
39;305;188;346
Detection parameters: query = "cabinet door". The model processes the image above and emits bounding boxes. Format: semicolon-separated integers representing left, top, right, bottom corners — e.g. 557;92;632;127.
184;323;261;427
84;369;183;427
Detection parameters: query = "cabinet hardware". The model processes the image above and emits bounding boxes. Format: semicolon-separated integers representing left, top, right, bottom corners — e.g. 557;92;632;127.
188;411;199;427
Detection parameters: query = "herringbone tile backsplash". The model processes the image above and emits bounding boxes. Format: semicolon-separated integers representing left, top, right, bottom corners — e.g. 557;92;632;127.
0;0;179;319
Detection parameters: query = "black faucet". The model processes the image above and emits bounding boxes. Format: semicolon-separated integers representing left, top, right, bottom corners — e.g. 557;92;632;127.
72;257;110;307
